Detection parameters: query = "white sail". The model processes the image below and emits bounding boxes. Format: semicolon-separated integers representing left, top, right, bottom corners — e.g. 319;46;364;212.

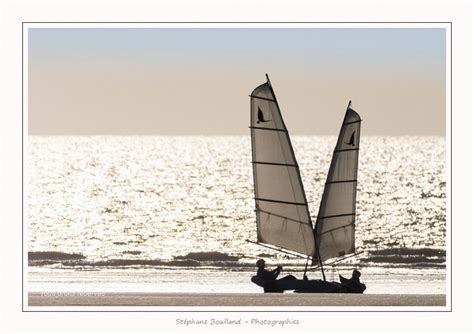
314;102;361;263
250;76;316;257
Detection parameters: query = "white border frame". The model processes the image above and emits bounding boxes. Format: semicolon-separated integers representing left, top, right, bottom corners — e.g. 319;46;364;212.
22;22;452;313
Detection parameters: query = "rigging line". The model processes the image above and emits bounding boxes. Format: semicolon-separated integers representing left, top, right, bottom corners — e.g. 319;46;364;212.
307;251;366;271
246;239;316;262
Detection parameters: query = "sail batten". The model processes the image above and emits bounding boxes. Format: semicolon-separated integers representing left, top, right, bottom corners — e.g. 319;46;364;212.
250;77;316;257
252;161;299;167
318;213;355;219
249;126;288;132
255;198;307;206
335;148;359;153
249;95;277;102
326;179;357;184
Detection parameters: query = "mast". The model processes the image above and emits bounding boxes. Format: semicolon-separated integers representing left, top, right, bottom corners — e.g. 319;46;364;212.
318;252;326;281
303;256;310;279
313;100;354;282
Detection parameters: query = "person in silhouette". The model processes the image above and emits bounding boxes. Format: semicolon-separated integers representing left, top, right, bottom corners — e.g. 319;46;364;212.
255;259;296;292
339;269;366;293
256;259;281;281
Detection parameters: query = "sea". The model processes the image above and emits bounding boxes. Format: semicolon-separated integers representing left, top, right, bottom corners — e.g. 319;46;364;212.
26;136;447;295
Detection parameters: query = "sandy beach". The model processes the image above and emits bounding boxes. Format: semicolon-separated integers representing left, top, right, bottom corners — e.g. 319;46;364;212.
28;292;446;307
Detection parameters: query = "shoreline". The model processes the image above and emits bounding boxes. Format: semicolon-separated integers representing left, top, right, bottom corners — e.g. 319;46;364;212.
28;292;446;307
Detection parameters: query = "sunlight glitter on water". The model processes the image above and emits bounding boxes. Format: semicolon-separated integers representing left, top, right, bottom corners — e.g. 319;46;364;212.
27;136;446;273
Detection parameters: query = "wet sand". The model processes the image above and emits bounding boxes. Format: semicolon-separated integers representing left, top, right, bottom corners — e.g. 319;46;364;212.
28;292;446;307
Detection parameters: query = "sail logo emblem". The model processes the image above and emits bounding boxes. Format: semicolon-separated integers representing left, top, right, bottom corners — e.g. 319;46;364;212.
345;131;356;146
257;107;271;124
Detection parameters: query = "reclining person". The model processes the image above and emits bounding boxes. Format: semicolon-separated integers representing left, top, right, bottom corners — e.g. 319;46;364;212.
254;259;296;292
339;269;366;293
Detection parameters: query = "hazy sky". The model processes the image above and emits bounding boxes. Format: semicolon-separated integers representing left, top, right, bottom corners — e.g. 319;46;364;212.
28;27;446;135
